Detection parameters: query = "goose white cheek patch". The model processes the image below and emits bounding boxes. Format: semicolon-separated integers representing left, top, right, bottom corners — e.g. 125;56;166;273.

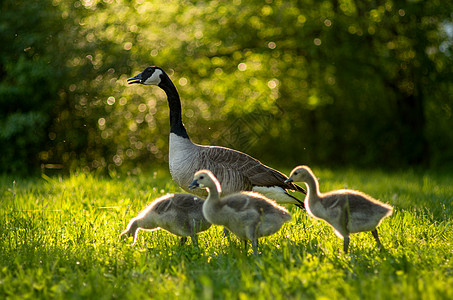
143;69;163;85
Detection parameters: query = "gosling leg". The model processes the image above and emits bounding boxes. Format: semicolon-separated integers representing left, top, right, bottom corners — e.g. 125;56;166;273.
179;236;188;245
371;229;384;250
340;201;350;254
343;236;350;253
189;234;199;247
224;228;231;245
189;222;199;247
251;239;259;255
243;240;248;252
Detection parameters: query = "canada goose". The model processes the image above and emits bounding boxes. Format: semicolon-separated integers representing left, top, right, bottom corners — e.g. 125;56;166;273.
189;169;292;254
127;66;305;208
120;193;211;246
285;165;393;253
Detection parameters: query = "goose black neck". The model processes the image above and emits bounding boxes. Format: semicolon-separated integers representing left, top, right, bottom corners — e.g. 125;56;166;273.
158;73;190;139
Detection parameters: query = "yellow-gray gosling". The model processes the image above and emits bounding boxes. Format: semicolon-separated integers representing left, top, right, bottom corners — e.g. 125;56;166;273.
286;165;393;253
189;169;291;254
120;193;211;246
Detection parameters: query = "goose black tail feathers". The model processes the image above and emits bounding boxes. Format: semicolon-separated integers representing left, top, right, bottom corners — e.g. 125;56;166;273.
285;191;305;210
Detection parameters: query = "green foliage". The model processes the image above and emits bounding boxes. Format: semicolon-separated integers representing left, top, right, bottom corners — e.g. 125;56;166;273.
0;169;452;299
0;0;64;173
1;0;452;173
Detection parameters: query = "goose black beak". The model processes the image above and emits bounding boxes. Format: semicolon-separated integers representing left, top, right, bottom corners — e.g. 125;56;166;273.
188;179;199;190
284;178;293;184
127;73;143;84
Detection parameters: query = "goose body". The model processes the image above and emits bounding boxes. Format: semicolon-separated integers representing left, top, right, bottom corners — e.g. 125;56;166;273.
128;67;305;207
189;169;291;254
120;193;211;246
286;165;393;253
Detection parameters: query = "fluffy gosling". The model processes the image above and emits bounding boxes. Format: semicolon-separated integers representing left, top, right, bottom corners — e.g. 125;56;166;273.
286;165;393;253
189;169;291;254
120;193;211;246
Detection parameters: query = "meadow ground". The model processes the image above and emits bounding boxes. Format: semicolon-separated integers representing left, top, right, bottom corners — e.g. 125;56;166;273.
0;168;452;299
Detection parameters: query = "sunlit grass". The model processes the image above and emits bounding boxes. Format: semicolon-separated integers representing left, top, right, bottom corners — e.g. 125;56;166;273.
0;168;452;299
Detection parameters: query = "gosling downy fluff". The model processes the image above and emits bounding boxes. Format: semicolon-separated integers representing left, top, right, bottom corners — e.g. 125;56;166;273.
286;165;393;253
120;193;211;246
189;169;291;254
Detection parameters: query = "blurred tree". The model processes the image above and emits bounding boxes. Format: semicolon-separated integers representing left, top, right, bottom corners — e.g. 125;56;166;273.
0;0;65;174
124;0;451;168
1;0;452;174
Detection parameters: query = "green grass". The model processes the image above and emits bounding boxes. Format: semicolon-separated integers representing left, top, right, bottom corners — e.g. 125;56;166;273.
1;168;452;299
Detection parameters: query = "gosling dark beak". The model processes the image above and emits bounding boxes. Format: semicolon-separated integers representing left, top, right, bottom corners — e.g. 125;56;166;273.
127;72;143;84
284;178;293;184
188;179;199;190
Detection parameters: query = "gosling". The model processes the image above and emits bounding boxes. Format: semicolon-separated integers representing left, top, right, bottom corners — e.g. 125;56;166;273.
189;170;291;254
286;165;393;253
120;193;211;246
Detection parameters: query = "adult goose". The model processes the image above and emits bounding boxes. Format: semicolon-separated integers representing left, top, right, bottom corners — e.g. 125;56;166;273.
128;66;305;207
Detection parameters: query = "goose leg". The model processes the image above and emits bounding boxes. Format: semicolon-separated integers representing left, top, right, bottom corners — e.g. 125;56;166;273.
371;229;384;250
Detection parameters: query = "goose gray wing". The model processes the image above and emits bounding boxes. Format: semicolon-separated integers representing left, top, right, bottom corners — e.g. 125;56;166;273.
196;145;305;193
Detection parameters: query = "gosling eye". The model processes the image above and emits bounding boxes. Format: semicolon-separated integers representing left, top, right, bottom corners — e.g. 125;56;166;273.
199;175;204;180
